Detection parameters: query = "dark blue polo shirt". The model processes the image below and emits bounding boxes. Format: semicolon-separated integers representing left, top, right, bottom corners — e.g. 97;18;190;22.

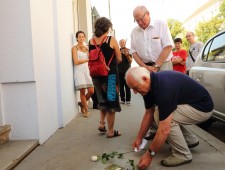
143;71;214;121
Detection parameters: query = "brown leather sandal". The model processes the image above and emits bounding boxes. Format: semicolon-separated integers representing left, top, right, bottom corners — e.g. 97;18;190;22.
82;111;89;118
78;102;85;113
107;130;121;138
98;121;107;132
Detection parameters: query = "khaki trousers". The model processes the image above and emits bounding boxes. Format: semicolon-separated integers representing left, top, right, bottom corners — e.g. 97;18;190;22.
154;104;213;160
159;60;173;71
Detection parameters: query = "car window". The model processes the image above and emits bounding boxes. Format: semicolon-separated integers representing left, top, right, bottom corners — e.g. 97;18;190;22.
204;32;225;62
202;41;212;61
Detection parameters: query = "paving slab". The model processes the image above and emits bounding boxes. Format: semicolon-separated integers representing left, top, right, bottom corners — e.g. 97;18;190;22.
13;93;225;170
0;140;38;170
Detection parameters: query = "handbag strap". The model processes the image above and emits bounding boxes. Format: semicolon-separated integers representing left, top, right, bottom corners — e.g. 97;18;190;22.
189;50;195;62
92;36;107;50
107;51;115;67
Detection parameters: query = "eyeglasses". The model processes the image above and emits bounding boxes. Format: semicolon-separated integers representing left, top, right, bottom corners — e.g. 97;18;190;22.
134;12;147;23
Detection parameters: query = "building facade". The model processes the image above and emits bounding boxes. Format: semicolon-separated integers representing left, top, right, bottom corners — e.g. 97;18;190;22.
183;0;223;31
0;0;93;144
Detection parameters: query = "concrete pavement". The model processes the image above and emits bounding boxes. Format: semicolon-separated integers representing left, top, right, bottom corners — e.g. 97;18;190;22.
13;93;225;170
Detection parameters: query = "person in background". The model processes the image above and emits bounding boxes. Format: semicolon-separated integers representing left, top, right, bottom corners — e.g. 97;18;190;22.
72;31;94;118
171;38;187;73
130;5;174;140
186;32;204;75
89;17;122;138
118;39;132;105
125;67;213;169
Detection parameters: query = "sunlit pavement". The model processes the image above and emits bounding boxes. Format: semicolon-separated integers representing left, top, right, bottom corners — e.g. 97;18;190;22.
14;92;225;170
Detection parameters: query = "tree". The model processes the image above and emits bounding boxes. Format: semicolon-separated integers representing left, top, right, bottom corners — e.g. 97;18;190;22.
167;18;189;50
167;18;184;40
195;0;225;43
195;16;224;43
218;0;225;30
219;0;225;18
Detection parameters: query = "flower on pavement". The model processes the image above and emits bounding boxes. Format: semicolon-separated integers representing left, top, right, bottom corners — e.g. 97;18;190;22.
91;155;99;162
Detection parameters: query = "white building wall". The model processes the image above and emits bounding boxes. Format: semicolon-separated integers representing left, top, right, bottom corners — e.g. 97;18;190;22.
1;83;39;139
55;0;77;126
0;0;34;83
76;0;93;43
0;0;39;140
86;0;94;41
29;0;59;144
0;0;88;144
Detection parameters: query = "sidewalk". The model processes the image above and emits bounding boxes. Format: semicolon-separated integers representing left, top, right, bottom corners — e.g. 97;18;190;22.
14;93;225;170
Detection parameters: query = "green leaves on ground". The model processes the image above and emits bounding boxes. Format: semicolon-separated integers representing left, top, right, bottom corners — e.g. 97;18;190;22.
96;150;139;169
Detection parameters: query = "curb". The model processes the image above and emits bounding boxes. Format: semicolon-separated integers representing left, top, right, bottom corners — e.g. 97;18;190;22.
189;125;225;155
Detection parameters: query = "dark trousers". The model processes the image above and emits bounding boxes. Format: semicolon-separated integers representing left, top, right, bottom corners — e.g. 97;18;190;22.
119;73;131;102
186;70;190;76
91;90;99;109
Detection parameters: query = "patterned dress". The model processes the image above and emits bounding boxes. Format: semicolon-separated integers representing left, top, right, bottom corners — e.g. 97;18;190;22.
74;49;93;90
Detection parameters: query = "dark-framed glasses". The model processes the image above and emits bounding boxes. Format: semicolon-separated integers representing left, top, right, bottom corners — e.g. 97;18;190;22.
134;12;147;23
186;35;192;38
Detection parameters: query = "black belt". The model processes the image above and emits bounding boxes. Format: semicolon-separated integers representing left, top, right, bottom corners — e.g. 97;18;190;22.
145;62;155;66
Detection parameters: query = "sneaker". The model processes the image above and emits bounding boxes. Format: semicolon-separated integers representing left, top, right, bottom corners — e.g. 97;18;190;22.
126;101;131;105
120;101;125;104
188;141;199;148
161;155;192;167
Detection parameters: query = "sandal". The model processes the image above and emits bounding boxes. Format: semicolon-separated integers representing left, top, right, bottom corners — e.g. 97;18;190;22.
98;126;107;132
98;121;107;133
82;111;89;118
107;130;121;138
78;102;85;113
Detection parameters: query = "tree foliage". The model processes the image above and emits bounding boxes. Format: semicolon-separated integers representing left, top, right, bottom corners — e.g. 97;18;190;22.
219;0;225;18
167;18;189;50
167;1;225;49
167;18;184;40
195;16;224;43
195;0;225;43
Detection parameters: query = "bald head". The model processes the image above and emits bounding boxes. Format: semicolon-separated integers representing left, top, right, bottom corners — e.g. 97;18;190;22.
186;31;195;36
186;31;196;45
133;6;150;29
119;39;126;43
133;6;147;16
119;39;126;48
125;67;150;85
125;67;151;95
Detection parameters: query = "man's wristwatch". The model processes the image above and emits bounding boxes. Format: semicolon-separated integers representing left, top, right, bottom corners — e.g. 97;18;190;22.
154;64;160;69
148;149;156;156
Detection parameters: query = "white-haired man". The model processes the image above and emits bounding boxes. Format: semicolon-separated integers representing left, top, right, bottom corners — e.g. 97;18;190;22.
125;67;213;169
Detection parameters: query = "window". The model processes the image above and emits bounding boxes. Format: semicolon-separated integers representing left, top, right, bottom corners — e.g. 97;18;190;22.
202;41;212;61
203;32;225;62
